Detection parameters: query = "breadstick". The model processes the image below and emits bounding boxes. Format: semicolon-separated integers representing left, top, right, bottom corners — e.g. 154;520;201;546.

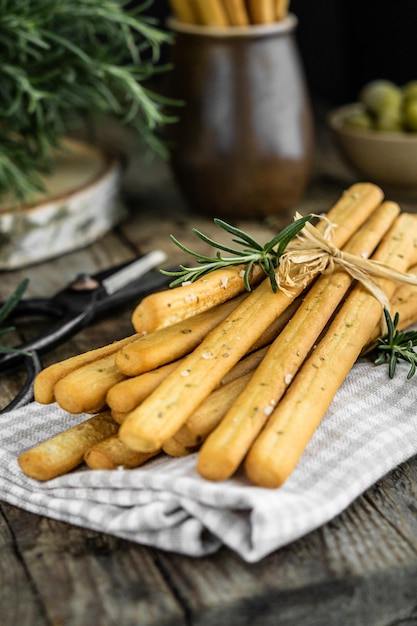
275;0;290;19
247;0;275;23
116;293;247;377
108;359;183;417
245;213;417;488
107;298;298;417
34;334;138;404
53;354;127;414
131;263;264;333
194;0;229;26
174;371;253;446
110;346;269;425
18;412;119;481
197;201;400;480
162;438;199;457
390;263;417;328
119;184;385;452
84;435;159;470
168;0;199;23
363;261;417;352
222;0;250;25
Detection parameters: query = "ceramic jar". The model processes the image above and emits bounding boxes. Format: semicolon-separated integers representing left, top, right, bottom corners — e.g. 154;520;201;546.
165;14;314;219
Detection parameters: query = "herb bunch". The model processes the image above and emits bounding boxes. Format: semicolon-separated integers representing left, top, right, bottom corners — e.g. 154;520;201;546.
374;308;417;379
0;0;174;200
162;215;312;292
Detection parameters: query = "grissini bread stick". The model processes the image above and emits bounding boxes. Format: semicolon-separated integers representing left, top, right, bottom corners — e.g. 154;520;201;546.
168;0;199;23
18;412;119;481
84;435;160;470
34;335;138;405
119;184;385;452
110;347;269;426
222;0;250;25
194;0;229;26
55;294;246;413
174;371;253;446
116;294;247;377
108;359;183;417
388;262;417;328
53;354;127;414
197;201;400;480
247;0;275;23
162;438;199;457
245;213;417;488
131;263;264;333
108;346;264;419
275;0;290;19
363;261;417;352
107;299;298;416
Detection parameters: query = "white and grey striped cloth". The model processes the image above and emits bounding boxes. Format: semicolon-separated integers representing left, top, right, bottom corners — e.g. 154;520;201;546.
1;356;416;563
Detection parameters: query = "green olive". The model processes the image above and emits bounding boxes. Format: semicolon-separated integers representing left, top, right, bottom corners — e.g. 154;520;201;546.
343;109;374;130
403;98;417;131
359;79;402;116
375;109;403;132
403;81;417;103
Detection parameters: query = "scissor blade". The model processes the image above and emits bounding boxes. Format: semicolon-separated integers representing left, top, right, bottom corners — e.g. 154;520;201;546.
101;249;167;296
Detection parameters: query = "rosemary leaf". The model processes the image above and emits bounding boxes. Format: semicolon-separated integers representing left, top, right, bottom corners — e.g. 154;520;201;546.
162;214;313;291
374;308;417;379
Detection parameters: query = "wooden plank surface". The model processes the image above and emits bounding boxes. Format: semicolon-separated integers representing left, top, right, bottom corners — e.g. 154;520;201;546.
2;122;417;625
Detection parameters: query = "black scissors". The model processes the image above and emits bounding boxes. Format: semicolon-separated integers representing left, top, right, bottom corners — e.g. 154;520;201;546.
0;250;172;413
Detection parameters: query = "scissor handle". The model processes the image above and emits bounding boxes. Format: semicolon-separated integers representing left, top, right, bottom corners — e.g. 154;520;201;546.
0;352;42;413
0;305;94;373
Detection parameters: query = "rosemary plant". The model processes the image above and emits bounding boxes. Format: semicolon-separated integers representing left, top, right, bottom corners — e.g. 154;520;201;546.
374;308;417;379
162;215;312;292
0;0;174;200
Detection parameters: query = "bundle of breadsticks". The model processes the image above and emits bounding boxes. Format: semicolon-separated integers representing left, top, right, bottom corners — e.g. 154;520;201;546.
168;0;290;27
18;183;417;488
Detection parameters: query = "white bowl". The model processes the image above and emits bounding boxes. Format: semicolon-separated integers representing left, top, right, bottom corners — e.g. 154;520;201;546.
328;104;417;188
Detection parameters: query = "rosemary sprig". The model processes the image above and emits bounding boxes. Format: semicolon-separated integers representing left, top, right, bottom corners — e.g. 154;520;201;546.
161;214;313;292
374;308;417;379
0;0;176;200
0;279;30;355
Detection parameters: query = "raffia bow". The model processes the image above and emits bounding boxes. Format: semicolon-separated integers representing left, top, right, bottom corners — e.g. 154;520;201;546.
276;213;417;317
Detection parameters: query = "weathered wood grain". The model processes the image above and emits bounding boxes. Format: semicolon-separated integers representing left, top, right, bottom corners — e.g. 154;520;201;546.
2;504;186;626
0;506;48;626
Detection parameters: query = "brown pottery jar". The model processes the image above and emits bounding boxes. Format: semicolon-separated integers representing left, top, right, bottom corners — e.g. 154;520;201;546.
165;14;314;219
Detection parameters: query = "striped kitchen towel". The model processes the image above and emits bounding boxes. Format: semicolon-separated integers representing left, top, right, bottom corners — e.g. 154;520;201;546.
0;355;416;563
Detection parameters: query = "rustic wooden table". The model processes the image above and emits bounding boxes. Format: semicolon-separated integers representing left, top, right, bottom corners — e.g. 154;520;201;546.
2;120;417;626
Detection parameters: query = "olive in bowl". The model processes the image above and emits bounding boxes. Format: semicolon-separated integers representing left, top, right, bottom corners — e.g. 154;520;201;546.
328;79;417;188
